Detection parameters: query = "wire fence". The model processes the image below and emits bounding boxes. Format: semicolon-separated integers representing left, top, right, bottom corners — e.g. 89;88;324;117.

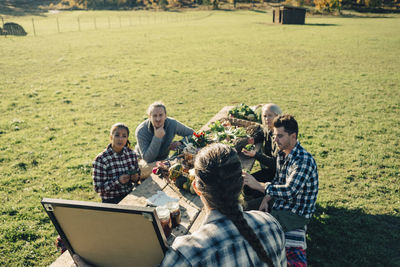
1;11;212;37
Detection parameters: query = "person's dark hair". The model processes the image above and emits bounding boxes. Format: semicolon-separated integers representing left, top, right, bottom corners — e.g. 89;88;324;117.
194;143;274;266
110;123;131;148
273;114;298;138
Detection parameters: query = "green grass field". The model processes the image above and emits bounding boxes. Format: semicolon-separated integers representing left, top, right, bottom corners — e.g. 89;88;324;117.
1;9;400;266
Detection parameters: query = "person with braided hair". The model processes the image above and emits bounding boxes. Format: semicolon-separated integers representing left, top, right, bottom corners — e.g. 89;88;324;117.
160;143;286;267
71;143;286;267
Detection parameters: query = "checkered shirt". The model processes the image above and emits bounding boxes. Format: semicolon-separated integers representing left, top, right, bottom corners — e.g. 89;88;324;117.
92;144;140;200
160;210;287;267
265;142;318;219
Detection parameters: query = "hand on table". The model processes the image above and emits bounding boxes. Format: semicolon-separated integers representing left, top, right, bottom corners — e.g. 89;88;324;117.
130;173;140;183
168;141;181;151
242;172;265;193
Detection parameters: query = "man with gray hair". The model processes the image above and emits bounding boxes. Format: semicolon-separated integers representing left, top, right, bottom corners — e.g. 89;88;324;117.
135;102;194;178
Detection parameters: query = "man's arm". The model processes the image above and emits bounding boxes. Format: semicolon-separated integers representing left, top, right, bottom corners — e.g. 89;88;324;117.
136;125;162;162
175;120;195;137
242;172;266;192
168;119;195;151
254;152;276;169
265;157;314;200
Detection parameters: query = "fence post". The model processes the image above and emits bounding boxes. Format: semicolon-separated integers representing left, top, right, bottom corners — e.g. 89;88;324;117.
108;16;111;29
56;17;60;33
94;17;97;30
119;16;121;28
32;18;36;36
78;17;81;31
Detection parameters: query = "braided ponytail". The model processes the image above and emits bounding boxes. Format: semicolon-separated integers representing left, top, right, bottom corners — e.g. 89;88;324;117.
195;143;274;267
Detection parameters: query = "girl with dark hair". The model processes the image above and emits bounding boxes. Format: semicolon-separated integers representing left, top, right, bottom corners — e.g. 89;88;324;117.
92;123;141;204
160;143;286;267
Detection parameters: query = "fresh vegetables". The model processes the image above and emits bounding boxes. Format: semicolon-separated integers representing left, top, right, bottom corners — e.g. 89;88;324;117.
228;103;261;123
206;121;249;144
191;131;208;148
153;159;196;195
168;163;183;182
243;143;255;151
209;120;225;132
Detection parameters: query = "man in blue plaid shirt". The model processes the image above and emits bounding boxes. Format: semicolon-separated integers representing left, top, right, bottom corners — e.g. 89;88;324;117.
244;114;318;232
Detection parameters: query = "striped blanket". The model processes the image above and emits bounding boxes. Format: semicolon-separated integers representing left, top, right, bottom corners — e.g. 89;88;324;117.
285;228;307;267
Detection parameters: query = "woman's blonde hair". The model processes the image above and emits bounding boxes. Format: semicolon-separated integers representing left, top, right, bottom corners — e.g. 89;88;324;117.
262;103;282;125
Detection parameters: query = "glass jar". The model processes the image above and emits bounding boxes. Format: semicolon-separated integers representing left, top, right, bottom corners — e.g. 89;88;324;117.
166;202;181;228
156;206;172;238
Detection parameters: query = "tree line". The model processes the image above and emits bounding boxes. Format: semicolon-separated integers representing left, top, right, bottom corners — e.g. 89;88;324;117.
54;0;400;12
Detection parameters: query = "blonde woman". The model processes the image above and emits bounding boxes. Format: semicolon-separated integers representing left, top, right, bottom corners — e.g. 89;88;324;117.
242;104;282;209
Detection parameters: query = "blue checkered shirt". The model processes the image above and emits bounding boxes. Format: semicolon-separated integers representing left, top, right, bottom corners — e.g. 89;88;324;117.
160;210;287;267
265;142;318;219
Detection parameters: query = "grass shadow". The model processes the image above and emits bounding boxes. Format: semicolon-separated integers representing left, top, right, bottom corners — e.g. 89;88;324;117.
339;13;395;18
304;23;338;26
250;9;267;13
307;204;400;266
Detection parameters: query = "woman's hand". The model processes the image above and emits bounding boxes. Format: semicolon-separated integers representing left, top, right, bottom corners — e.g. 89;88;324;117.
119;174;131;184
242;149;256;157
130;173;140;183
242;172;265;193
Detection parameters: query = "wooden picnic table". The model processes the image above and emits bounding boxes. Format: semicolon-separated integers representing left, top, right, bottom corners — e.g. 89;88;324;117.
50;106;261;267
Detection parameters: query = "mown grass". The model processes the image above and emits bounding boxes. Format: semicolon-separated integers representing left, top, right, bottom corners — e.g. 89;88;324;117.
0;10;399;266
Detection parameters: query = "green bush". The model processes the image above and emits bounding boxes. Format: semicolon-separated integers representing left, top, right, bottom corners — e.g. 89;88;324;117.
357;0;382;7
159;0;168;9
314;0;342;12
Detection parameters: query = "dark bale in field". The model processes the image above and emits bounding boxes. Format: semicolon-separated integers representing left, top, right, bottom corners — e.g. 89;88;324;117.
1;22;27;36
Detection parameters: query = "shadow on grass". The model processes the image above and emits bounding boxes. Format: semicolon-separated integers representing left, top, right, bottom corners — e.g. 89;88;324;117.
339;13;395;18
307;204;400;266
304;23;338;26
250;9;267;13
255;22;338;26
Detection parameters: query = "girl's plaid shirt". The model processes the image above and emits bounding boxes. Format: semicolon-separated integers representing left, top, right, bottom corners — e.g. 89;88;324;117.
92;144;140;200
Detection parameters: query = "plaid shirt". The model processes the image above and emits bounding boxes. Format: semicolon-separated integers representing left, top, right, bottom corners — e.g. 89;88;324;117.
160;210;287;267
92;144;140;200
265;142;318;219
